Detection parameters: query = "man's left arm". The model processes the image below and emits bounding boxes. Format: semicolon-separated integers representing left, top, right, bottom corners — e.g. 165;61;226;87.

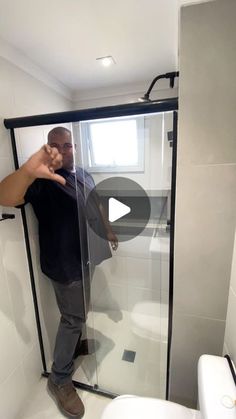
84;171;118;250
98;202;118;251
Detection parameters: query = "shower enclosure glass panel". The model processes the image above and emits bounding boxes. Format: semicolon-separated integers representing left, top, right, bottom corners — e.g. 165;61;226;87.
13;123;98;387
73;111;173;397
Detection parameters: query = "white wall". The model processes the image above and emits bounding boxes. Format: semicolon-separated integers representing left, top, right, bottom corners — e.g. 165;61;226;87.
170;0;236;408
0;56;71;418
73;83;178;110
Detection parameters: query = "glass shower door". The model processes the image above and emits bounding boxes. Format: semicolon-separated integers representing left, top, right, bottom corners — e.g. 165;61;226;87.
73;110;173;398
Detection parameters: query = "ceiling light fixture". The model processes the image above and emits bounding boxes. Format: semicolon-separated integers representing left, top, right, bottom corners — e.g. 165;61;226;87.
96;55;116;67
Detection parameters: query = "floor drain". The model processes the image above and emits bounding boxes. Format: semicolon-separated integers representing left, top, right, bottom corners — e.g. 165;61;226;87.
122;349;136;363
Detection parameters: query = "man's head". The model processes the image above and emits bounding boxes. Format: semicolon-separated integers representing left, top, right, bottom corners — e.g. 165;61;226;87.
48;127;74;171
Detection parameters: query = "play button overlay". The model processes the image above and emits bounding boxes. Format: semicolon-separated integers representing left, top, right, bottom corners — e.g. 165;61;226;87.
86;177;151;242
108;198;131;222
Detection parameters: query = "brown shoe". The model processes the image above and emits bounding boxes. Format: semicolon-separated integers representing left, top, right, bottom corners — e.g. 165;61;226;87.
47;376;85;418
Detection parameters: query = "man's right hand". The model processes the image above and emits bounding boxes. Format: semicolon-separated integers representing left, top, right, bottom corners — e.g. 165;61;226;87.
0;144;66;207
23;144;66;185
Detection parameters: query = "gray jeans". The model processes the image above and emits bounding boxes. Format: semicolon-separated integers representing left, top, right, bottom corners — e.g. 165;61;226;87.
50;269;92;385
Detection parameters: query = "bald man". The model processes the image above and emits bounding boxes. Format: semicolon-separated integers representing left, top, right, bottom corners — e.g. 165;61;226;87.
0;127;118;418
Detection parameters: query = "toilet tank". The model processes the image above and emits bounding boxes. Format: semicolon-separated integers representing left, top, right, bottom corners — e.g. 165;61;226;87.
198;355;236;419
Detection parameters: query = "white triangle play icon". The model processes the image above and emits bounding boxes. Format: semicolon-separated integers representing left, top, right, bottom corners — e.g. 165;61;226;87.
108;198;131;222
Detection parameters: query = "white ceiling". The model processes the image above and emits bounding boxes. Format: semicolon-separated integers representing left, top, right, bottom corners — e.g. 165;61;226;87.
0;0;203;95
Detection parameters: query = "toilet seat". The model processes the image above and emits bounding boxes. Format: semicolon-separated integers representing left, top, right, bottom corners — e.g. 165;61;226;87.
101;395;198;419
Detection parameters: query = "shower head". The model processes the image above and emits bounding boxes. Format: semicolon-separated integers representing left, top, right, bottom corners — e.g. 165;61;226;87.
139;71;179;102
138;93;151;103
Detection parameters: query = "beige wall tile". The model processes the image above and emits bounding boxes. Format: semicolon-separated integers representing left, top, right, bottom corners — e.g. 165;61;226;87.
228;229;236;294
224;289;236;363
171;0;236;408
169;313;225;408
178;0;236;166
174;163;236;319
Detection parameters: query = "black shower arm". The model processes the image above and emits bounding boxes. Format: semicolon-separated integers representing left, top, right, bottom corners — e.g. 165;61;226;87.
145;71;179;98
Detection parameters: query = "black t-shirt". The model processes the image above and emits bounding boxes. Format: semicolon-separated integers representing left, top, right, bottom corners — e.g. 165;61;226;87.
22;168;111;283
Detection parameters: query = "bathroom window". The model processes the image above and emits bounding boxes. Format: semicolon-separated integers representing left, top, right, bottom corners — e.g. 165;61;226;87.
80;116;145;172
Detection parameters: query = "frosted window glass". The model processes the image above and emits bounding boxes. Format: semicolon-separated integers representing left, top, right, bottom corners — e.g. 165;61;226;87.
90;120;138;166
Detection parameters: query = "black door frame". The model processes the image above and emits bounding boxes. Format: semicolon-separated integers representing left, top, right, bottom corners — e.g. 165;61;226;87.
4;98;178;399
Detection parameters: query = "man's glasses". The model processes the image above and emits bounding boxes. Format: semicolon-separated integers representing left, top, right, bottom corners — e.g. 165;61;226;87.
50;143;73;152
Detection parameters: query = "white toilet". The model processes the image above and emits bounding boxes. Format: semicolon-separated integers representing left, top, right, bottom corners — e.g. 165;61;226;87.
101;355;236;419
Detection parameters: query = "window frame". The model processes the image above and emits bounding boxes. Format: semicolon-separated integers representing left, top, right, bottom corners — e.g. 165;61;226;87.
80;116;145;173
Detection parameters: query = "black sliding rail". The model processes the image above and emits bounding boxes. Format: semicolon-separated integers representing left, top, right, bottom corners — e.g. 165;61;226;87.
4;98;178;129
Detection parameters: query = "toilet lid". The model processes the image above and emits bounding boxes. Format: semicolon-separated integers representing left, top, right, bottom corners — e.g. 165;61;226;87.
101;396;196;419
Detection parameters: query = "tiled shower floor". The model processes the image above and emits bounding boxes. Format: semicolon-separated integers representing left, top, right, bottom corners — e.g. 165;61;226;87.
20;308;167;418
73;309;167;398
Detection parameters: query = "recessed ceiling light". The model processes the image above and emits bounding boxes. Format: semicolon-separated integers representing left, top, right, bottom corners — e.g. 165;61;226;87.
96;55;116;67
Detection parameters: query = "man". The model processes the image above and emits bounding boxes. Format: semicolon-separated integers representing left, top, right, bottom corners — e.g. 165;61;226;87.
0;126;118;418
